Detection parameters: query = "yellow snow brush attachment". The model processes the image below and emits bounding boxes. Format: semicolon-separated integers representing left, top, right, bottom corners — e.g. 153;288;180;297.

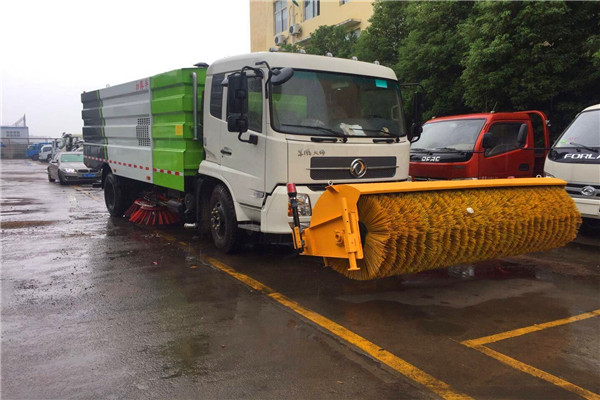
290;178;581;280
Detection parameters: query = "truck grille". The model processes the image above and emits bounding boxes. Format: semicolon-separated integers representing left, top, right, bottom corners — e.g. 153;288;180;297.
309;156;397;180
565;183;600;198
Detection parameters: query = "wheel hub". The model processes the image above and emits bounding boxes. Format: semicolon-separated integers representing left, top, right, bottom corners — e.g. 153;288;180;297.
211;203;226;238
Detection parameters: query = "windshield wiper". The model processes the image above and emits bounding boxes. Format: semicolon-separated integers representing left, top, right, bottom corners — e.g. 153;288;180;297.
281;124;347;142
358;127;401;138
410;148;429;152
569;142;599;153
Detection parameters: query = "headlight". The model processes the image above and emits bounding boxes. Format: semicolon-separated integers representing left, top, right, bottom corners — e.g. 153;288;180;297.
452;177;478;180
544;171;555;178
288;193;312;217
63;168;76;173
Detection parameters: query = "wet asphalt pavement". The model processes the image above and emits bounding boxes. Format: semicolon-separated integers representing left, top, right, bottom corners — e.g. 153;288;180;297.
1;159;599;399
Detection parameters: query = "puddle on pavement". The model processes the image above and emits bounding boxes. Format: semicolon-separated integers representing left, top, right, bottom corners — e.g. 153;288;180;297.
160;334;210;379
1;220;56;229
0;198;39;207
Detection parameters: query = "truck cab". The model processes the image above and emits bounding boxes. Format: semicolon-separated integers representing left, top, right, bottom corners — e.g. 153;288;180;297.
200;52;411;234
409;111;549;180
544;104;600;231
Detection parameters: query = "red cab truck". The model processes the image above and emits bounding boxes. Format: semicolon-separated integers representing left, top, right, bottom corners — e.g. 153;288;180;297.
409;111;550;180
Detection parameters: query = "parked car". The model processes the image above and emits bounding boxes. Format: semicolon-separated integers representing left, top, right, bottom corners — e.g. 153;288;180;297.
39;145;53;162
47;152;100;185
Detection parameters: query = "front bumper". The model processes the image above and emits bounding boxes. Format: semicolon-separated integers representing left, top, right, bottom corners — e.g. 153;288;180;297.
572;197;600;219
260;185;323;235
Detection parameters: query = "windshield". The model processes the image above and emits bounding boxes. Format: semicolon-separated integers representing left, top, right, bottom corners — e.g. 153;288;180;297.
61;153;83;163
41;146;51;151
554;109;600;148
271;70;405;138
414;119;486;151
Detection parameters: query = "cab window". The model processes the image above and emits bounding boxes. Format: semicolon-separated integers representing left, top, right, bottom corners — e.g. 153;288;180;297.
210;73;225;119
485;122;524;157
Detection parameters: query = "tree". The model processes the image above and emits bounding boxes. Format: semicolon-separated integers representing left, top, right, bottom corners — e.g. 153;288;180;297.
394;2;474;119
460;1;600;133
353;1;411;67
301;25;357;58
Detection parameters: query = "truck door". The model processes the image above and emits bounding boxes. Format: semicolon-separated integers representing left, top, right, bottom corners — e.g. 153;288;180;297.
525;111;550;176
477;121;534;178
220;74;267;208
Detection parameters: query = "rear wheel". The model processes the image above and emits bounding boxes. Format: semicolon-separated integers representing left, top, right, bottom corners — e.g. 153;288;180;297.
209;184;242;253
104;173;129;217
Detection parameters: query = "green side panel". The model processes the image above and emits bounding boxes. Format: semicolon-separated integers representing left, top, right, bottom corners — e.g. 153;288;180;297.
151;68;207;191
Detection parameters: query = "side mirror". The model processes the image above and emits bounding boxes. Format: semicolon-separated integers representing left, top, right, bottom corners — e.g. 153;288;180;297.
226;72;249;133
517;123;528;147
407;124;422;143
408;91;424;142
271;67;294;86
481;132;498;149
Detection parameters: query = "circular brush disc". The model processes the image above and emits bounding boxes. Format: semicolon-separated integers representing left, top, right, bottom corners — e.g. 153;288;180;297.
328;195;393;280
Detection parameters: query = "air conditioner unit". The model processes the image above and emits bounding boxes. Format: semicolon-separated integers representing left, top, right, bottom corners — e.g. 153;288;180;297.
274;34;287;46
289;24;301;36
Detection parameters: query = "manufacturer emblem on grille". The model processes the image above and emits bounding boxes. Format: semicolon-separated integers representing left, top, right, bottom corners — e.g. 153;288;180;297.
350;158;367;178
581;186;596;196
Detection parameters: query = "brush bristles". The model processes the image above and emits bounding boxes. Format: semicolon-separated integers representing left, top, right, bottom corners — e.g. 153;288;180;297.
329;186;581;280
124;198;180;226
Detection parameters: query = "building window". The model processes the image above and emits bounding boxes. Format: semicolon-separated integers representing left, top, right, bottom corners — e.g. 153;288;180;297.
305;0;320;21
340;0;350;4
274;0;288;34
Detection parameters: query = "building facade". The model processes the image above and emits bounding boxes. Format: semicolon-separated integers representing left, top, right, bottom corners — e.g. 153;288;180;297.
250;0;375;52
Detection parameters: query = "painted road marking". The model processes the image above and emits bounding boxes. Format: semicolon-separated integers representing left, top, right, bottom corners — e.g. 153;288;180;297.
155;232;472;400
462;310;600;400
72;185;102;202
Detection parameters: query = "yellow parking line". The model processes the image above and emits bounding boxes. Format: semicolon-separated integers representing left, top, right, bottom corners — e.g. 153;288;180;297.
204;256;472;400
72;185;102;202
462;309;600;347
462;310;600;400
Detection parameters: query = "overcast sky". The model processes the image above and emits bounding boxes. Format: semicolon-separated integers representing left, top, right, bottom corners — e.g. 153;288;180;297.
0;0;251;137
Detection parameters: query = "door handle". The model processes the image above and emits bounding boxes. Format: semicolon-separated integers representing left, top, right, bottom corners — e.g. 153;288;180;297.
220;148;232;156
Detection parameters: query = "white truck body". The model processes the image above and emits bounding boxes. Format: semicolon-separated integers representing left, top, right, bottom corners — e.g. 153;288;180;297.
200;53;410;234
544;104;600;220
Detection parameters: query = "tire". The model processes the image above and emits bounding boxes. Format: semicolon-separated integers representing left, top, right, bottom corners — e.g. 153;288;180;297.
58;171;66;185
33;154;39;161
47;170;55;182
580;218;600;236
209;184;242;253
104;173;129;217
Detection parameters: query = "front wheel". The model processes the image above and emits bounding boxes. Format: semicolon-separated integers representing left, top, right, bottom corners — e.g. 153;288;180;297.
209;184;242;253
48;170;55;182
104;173;129;217
58;171;66;185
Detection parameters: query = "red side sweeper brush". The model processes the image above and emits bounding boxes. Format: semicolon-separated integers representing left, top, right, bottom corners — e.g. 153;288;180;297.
124;195;181;226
